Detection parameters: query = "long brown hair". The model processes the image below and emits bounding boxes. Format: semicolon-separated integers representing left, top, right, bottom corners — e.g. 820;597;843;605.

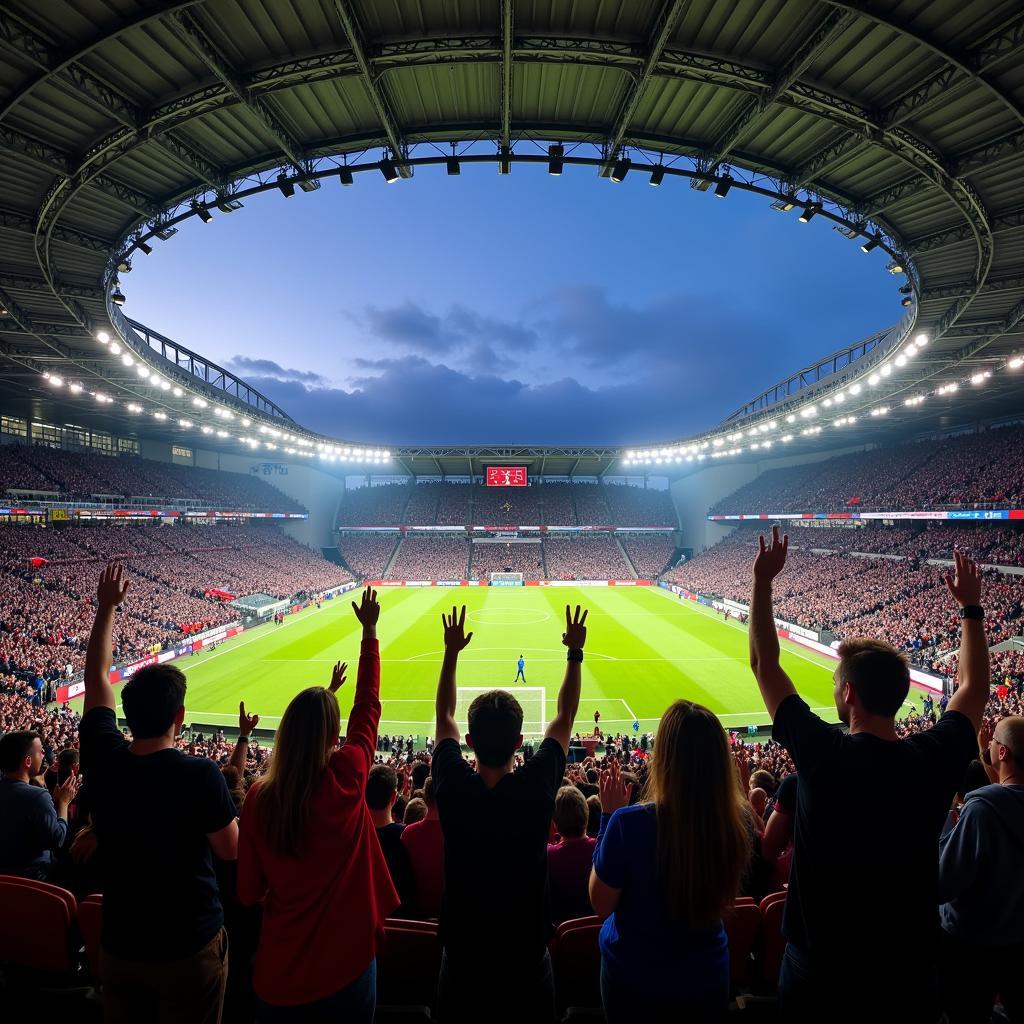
252;687;340;857
643;700;751;926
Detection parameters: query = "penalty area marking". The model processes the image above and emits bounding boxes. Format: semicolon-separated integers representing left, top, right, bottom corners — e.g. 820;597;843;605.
465;608;552;626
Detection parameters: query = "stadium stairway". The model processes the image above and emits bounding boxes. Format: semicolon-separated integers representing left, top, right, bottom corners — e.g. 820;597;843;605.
382;536;404;578
615;536;639;579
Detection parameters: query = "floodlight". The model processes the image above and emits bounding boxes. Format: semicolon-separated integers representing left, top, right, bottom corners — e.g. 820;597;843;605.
216;197;243;213
714;176;733;198
649;165;665;186
380;157;399;183
296;178;320;193
860;236;880;253
136;240;153;255
547;145;564;176
770;198;796;212
195;206;213;224
338;167;354;186
798;204;818;223
901;296;913;307
1009;356;1023;369
111;284;126;305
610;157;631;183
276;176;295;198
447;156;461;176
498;145;512;174
96;330;110;343
153;226;177;241
914;334;929;346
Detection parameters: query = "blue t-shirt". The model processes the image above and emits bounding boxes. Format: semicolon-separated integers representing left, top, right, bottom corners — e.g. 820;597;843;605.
517;658;525;671
593;803;728;996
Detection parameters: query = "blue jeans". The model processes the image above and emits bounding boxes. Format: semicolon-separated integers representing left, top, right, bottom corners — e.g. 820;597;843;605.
600;958;727;1023
255;960;375;1023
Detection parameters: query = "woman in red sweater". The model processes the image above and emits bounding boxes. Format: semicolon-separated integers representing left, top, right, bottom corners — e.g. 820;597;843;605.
238;587;397;1021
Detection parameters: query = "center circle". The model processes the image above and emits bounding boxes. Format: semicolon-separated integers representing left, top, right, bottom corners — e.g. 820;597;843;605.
466;609;551;626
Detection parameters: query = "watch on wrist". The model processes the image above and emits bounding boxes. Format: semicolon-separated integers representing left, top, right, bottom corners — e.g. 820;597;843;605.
567;648;584;663
959;605;984;621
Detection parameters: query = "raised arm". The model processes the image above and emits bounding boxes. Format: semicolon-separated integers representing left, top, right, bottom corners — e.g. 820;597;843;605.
229;701;260;773
435;606;473;744
944;551;989;732
545;605;588;753
84;563;130;714
340;587;382;767
749;527;797;720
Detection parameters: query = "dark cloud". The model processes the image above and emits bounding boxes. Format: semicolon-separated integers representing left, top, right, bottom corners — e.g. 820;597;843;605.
361;302;446;350
227;355;324;384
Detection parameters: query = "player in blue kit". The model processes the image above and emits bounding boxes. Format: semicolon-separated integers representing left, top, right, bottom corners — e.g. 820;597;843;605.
514;654;526;683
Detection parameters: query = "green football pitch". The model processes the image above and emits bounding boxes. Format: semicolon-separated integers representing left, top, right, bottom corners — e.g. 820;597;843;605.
82;584;920;738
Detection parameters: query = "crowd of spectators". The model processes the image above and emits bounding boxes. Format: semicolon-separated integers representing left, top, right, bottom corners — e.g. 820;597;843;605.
603;483;676;526
1;442;304;511
0;523;352;683
543;536;633;580
711;423;1024;514
387;536;471;580
336;482;411;526
469;541;544;579
337;534;401;579
619;535;678;578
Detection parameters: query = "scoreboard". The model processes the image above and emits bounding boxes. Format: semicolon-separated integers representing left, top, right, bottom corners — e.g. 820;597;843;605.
486;466;528;487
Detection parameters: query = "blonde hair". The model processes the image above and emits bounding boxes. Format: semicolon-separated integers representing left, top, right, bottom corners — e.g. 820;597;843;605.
252;687;340;857
643;700;751;926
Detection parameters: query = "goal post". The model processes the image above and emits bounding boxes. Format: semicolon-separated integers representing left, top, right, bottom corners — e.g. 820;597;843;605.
490;571;524;587
455;686;547;738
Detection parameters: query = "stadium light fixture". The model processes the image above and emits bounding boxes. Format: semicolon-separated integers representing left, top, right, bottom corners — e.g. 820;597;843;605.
136;240;153;256
547;145;564;176
833;391;845;403
338;167;354;186
610;157;631;183
770;198;796;212
172;387;183;397
798;204;818;223
109;342;121;355
649;165;665;186
154;411;167;420
1009;357;1023;369
498;145;512;175
785;414;796;424
178;418;192;427
880;363;892;377
96;330;110;343
194;206;213;224
110;283;126;305
860;236;880;253
216;197;243;213
868;373;880;386
895;354;907;367
380;157;399;183
137;366;151;379
849;383;861;395
127;403;142;413
447;155;461;176
47;374;63;387
192;397;207;408
714;176;733;199
296;178;320;193
887;260;904;274
121;353;134;367
154;225;177;241
158;379;171;391
276;175;295;198
901;296;913;307
914;334;929;346
970;372;990;385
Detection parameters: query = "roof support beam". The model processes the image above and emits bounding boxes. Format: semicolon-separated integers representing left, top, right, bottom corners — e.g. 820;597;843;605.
909;205;1024;254
951;127;1024;177
0;273;103;300
169;10;305;172
499;0;513;150
920;274;1024;301
602;0;690;165
0;208;110;253
703;8;855;172
331;0;408;168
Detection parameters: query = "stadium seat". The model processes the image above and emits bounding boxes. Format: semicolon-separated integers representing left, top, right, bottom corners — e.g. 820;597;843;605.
551;917;602;1015
377;921;441;1011
77;895;104;982
0;875;79;975
758;892;787;990
724;899;762;987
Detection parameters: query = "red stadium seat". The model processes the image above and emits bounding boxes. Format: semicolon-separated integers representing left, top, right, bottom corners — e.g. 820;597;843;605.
0;875;78;974
758;892;787;990
551;917;602;1014
724;900;762;987
78;894;104;982
377;920;441;1010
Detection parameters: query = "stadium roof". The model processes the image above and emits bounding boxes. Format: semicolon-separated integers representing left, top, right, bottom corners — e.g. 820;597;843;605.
1;0;1023;475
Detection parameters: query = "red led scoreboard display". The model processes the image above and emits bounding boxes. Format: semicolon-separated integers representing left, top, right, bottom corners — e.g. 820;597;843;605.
486;466;528;487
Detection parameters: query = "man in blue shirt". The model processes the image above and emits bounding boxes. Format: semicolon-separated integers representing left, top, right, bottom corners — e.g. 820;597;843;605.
0;730;80;879
514;654;526;683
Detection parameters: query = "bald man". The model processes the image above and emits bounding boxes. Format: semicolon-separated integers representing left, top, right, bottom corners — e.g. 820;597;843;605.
938;716;1024;1023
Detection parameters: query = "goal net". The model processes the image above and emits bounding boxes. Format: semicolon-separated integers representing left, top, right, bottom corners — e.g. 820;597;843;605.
455;686;547;738
490;571;524;586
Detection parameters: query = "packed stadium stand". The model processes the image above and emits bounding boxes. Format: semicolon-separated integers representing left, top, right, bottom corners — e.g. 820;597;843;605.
0;524;352;680
619;535;679;578
335;481;410;526
337;534;401;579
710;424;1024;514
1;442;304;511
469;542;545;580
543;535;634;580
386;535;471;579
603;483;676;526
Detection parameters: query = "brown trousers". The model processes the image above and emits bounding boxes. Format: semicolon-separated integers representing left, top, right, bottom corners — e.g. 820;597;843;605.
100;927;228;1024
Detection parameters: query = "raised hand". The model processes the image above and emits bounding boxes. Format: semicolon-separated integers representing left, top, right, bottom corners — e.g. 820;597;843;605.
753;526;789;582
97;562;130;608
238;701;260;737
352;586;380;631
53;771;82;811
945;550;983;608
328;661;348;693
562;604;588;650
599;759;634;814
442;605;473;652
734;746;752;791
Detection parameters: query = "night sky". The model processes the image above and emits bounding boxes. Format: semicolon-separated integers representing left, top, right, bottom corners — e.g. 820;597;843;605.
126;164;896;446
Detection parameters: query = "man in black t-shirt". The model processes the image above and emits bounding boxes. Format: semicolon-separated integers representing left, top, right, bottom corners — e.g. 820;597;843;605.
79;564;238;1024
432;603;588;1023
366;763;416;915
749;532;989;1022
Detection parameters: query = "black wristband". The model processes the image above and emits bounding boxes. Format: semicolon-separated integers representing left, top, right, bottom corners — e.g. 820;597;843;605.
960;605;984;621
237;734;249;742
567;648;584;663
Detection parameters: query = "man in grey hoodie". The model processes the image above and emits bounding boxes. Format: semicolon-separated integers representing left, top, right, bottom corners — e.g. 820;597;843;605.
938;715;1024;1023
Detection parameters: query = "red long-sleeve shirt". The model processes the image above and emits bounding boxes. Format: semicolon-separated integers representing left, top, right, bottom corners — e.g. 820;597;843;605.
237;637;398;1006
